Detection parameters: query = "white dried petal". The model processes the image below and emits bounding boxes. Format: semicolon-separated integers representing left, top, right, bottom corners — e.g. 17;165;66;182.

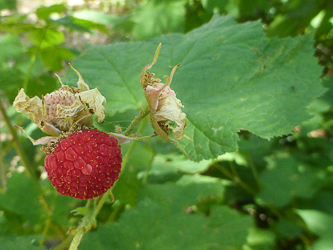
13;89;43;127
78;88;106;122
155;95;187;140
154;83;175;99
57;100;85;118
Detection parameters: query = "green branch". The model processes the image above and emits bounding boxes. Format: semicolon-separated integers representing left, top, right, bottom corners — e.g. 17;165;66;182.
69;199;96;250
124;105;149;136
0;102;37;180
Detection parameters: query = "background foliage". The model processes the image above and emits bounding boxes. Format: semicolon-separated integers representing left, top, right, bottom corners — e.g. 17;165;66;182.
1;0;333;249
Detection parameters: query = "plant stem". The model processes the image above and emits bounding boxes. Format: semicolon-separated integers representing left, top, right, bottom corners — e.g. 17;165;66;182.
23;27;47;91
142;151;156;184
105;202;125;223
93;191;109;218
0;102;37;180
123;105;149;136
53;235;74;250
122;116;147;170
213;162;256;196
69;199;95;250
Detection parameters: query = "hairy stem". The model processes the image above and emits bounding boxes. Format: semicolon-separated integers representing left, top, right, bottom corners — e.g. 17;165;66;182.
123;105;149;136
142;151;156;184
69;199;95;250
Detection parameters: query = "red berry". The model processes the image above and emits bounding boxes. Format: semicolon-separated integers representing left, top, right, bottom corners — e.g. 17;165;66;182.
44;129;122;199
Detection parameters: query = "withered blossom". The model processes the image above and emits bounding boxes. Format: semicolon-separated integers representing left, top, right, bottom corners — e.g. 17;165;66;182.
140;43;187;142
13;65;106;145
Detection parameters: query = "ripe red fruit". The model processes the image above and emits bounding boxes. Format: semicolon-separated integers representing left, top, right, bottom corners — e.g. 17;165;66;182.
44;129;122;199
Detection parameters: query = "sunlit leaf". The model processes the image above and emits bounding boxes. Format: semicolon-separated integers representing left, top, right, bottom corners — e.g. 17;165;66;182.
66;15;324;161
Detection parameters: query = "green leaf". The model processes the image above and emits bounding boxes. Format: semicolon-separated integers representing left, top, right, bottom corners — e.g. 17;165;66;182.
80;200;252;250
135;175;224;213
266;0;321;37
245;228;276;250
72;207;88;216
0;0;16;10
36;4;67;20
40;46;74;71
66;15;324;161
149;154;211;174
112;165;142;207
0;173;46;225
201;0;228;13
28;28;65;49
0;34;24;63
52;16;108;33
101;174;227;249
273;219;303;238
297;210;333;249
73;9;125;26
320;76;333;107
0;236;46;250
50;195;74;226
257;155;321;207
131;0;186;40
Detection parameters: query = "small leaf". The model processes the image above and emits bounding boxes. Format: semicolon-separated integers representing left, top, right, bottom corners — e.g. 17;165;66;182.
150;154;211;174
36;4;67;20
52;16;108;33
28;28;65;49
71;207;88;216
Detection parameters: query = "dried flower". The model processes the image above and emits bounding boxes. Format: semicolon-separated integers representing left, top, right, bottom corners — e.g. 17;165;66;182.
13;65;106;144
140;43;187;142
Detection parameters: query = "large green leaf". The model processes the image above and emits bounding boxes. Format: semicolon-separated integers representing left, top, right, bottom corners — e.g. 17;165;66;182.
80;177;252;249
66;15;324;161
0;173;46;225
80;200;253;250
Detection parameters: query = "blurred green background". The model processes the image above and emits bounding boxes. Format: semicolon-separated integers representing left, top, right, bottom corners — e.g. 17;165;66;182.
1;0;333;249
